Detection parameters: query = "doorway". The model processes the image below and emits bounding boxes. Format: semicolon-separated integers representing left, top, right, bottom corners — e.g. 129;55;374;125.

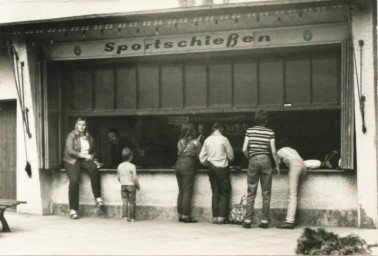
0;100;17;199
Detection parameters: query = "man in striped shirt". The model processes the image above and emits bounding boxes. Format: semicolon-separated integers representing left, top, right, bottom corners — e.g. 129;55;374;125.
241;110;280;229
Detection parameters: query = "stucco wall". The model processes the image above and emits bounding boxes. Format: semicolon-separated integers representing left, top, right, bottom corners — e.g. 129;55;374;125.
351;2;378;228
52;170;358;226
0;46;17;100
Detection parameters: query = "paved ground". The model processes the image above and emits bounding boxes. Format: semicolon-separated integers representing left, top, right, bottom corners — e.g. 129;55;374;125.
1;212;378;255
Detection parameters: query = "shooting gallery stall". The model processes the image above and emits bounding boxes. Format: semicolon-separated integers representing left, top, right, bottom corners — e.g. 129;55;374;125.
3;1;375;226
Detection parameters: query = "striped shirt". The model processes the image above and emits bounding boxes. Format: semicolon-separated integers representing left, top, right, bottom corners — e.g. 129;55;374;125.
245;126;275;158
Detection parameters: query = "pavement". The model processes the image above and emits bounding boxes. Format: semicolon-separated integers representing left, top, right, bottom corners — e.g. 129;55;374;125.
1;212;378;255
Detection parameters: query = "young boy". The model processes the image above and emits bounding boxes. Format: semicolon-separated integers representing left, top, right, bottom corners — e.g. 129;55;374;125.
117;147;140;222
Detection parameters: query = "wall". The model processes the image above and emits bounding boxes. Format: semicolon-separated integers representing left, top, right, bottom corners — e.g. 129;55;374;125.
52;170;358;226
0;0;271;24
0;45;16;100
351;2;378;228
7;40;49;215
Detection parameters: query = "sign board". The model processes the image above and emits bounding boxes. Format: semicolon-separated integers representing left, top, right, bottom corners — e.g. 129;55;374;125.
46;24;348;60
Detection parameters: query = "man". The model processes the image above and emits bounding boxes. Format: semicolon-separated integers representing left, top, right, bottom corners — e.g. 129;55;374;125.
242;110;280;229
199;122;234;224
107;128;134;168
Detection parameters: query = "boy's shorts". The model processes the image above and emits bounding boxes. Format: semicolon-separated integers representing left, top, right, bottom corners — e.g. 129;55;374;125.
121;185;136;201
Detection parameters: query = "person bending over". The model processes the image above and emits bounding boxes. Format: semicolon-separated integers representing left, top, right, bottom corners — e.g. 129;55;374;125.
276;138;307;229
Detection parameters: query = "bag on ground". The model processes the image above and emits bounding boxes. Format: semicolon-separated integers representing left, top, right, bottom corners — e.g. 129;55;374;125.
229;195;247;224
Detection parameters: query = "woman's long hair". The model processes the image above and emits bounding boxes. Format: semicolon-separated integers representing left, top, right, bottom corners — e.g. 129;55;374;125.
74;117;89;136
179;123;197;142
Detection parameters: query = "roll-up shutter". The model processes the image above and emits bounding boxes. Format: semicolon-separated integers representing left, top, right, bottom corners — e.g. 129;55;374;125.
44;62;62;170
340;42;355;170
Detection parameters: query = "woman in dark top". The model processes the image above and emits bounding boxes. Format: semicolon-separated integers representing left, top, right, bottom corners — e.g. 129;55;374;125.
175;123;202;223
63;117;104;219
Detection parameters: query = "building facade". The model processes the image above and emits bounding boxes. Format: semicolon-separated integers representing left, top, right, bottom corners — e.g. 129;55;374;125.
0;0;377;228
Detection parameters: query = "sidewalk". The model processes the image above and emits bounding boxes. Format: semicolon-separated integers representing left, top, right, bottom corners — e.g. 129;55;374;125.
1;212;378;255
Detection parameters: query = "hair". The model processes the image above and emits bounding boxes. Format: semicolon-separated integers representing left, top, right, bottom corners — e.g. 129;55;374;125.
107;128;119;136
122;147;133;161
255;110;269;126
212;122;224;132
277;137;290;149
179;123;197;140
74;117;87;133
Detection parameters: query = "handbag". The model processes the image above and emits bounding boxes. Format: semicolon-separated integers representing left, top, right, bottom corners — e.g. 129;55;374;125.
229;195;247;224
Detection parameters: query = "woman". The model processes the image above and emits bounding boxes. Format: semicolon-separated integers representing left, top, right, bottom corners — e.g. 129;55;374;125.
175;123;202;223
276;138;307;229
63;118;104;219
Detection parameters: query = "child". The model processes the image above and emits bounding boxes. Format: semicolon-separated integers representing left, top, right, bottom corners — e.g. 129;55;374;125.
117;147;140;222
276;138;307;229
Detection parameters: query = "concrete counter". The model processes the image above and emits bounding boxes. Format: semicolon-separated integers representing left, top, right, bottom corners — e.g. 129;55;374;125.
52;168;357;226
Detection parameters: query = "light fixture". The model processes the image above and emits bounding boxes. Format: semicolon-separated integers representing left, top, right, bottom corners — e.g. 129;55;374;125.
82;30;86;38
49;36;54;44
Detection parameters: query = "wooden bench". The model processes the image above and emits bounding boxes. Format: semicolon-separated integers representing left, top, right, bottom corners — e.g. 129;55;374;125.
0;199;26;232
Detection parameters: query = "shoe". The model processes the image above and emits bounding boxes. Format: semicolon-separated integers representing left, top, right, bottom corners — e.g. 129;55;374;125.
258;222;269;229
129;219;135;222
96;198;104;207
120;217;128;222
70;210;79;220
182;218;198;223
216;220;229;225
243;222;252;229
276;222;294;229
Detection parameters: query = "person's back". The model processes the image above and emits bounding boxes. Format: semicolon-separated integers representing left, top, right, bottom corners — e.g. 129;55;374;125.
200;130;234;168
118;161;138;186
277;147;303;166
245;126;275;159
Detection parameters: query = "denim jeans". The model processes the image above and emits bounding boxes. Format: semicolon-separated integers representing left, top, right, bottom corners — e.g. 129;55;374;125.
121;185;136;219
245;154;272;222
175;156;196;217
208;165;231;219
286;160;307;223
65;160;101;210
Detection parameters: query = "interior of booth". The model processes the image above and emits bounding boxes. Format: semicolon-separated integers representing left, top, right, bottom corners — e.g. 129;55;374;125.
49;44;348;171
66;110;340;169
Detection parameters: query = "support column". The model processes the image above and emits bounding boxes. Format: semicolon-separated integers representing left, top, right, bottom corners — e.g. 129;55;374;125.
352;3;378;228
12;39;49;215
